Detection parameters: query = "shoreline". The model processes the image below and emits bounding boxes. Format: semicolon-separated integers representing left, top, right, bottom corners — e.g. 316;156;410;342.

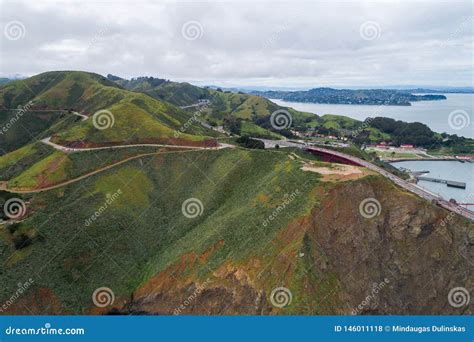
387;157;461;163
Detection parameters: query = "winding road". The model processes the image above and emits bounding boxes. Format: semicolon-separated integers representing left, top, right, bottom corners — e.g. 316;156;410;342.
179;100;210;109
4;131;473;222
258;139;474;222
1;108;231;194
40;137;219;153
1;138;231;193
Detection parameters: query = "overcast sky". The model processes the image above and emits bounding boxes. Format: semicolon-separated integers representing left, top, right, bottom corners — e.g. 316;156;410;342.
0;0;472;88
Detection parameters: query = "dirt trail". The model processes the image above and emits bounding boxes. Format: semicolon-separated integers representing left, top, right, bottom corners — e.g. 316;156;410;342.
4;149;201;194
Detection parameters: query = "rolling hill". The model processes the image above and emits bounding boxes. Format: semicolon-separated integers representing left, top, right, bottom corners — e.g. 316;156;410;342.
0;147;472;315
0;71;219;155
0;71;472;316
108;74;321;139
108;75;474;153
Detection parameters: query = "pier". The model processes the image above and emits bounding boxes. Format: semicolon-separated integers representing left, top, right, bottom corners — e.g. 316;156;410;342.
255;139;474;222
416;176;466;189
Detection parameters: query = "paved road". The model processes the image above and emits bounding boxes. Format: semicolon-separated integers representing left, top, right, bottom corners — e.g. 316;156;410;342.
1;138;233;193
40;106;225;153
179;101;210;109
257;139;474;222
40;137;223;153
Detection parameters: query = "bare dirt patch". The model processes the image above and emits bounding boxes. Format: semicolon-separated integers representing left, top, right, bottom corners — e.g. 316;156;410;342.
301;163;371;182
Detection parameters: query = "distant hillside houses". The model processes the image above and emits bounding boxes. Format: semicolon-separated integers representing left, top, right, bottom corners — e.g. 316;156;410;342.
400;144;414;149
376;142;419;150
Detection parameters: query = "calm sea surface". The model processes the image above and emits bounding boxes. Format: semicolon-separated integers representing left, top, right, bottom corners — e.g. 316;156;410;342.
273;94;473;138
391;160;474;206
275;95;473;206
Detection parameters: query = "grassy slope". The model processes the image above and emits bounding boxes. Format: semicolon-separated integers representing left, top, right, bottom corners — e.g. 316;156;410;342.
3;146;192;189
114;77;320;138
321;114;359;130
52;93;213;145
1;73;470;315
0;110;81;155
119;78;210;107
0;143;56;180
0;148;328;313
116;76;392;137
239;121;282;139
2;146;469;315
0;71;218;150
118;78;402;143
116;76;397;142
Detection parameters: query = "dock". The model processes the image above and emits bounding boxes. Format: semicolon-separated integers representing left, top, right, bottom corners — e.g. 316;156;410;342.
416;176;466;189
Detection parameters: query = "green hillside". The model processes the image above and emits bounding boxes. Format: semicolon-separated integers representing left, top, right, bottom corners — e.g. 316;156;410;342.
0;143;56;181
110;75;321;139
108;74;414;144
0;71;472;316
117;74;473;153
0;148;319;313
115;76;209;107
1;146;471;315
0;109;82;155
4;145;192;190
0;71;218;153
0;71;121;110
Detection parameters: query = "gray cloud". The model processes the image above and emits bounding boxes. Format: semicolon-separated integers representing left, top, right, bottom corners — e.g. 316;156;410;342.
0;0;472;87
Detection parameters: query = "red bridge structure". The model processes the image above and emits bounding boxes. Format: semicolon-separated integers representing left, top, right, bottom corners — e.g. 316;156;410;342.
256;138;474;222
305;146;474;222
306;147;364;167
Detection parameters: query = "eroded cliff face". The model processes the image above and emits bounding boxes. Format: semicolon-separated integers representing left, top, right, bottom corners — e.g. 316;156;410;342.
118;176;473;315
308;178;473;315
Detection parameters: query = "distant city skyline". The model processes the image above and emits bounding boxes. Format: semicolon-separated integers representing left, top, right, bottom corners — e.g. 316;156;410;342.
1;0;472;88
